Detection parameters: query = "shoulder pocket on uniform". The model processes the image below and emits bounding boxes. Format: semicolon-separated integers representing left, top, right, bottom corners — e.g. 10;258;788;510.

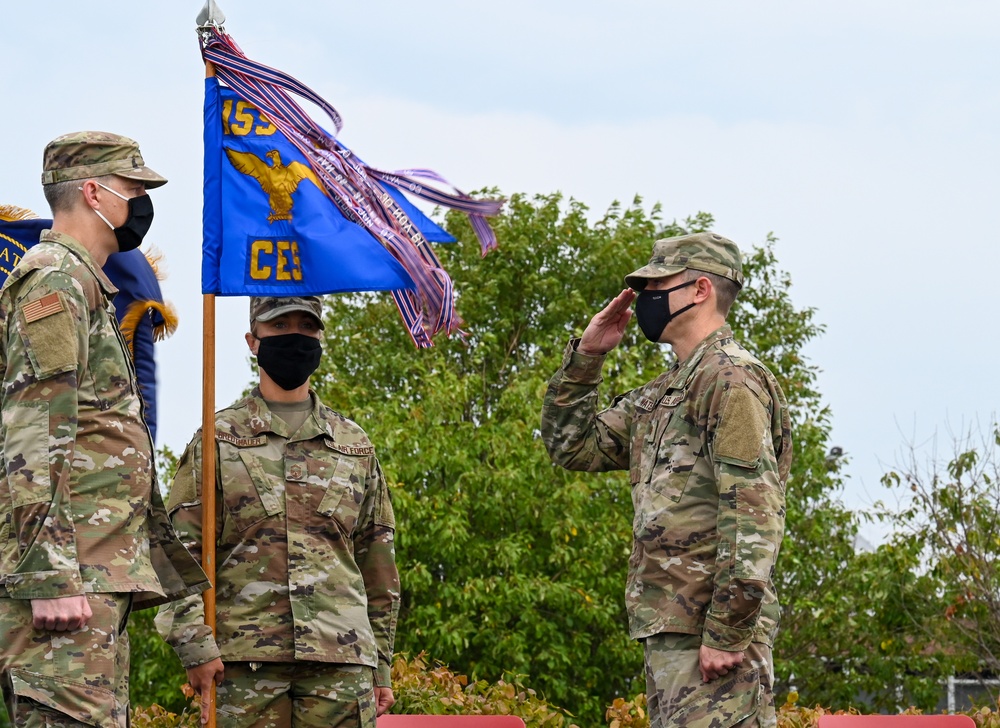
714;386;769;470
238;450;284;517
628;395;657;485
317;453;363;521
16;292;77;380
375;481;395;530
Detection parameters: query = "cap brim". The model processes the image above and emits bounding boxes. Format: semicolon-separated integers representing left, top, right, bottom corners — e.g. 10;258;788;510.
254;304;325;330
116;166;168;189
624;263;687;290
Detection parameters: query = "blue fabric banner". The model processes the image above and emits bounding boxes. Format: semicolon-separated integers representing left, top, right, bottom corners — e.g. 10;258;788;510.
102;249;170;442
203;77;440;296
0;218;47;279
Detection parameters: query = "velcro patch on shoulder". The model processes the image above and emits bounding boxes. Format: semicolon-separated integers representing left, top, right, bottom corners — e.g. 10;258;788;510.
714;385;769;468
324;438;375;456
22;293;64;323
375;484;396;529
18;292;76;378
216;432;267;447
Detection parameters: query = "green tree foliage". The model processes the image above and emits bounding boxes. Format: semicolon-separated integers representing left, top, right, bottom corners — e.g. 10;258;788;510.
876;425;1000;701
311;192;844;723
391;653;578;726
128;608;191;715
769;420;1000;712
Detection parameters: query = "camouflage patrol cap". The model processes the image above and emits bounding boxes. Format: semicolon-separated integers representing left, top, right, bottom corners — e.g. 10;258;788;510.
41;131;168;188
250;296;325;330
624;232;744;290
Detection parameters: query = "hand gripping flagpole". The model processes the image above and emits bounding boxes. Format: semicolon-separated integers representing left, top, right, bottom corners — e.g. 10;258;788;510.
197;5;224;727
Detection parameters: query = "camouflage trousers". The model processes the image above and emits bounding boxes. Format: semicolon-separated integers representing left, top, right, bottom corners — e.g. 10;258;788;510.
215;662;376;728
643;633;775;728
0;593;131;728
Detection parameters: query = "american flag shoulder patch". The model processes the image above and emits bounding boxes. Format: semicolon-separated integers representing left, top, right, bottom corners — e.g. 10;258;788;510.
22;293;65;323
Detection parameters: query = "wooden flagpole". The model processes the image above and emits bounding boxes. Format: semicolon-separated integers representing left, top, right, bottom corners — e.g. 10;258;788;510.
200;60;219;728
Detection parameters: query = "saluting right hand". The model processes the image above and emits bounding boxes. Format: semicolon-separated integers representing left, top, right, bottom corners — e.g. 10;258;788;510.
187;658;225;725
578;288;637;356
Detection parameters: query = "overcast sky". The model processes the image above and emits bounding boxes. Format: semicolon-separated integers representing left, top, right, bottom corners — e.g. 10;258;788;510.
3;1;998;543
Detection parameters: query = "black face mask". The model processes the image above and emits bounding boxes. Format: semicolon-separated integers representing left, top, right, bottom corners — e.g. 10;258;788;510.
93;183;155;252
112;194;155;252
634;280;697;342
256;334;322;390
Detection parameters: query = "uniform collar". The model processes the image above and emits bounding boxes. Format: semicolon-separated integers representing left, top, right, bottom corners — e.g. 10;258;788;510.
667;324;733;391
39;229;119;298
244;387;334;441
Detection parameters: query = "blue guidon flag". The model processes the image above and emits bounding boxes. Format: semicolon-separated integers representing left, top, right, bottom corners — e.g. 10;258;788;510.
202;79;417;297
199;25;503;348
0;205;175;442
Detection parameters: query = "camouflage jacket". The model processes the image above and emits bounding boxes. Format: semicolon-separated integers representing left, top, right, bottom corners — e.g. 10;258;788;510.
155;389;400;686
0;230;208;609
541;325;791;651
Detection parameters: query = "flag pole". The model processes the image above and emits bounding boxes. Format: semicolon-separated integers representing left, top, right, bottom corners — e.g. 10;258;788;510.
197;4;225;722
200;59;219;728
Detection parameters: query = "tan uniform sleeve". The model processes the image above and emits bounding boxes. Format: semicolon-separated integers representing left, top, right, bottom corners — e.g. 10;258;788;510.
2;275;88;599
541;339;635;472
702;370;786;651
354;458;400;688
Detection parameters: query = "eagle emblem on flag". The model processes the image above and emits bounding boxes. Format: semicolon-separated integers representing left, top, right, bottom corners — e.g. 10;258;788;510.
225;148;322;223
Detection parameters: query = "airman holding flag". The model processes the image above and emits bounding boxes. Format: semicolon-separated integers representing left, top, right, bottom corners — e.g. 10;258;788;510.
156;296;399;728
152;5;495;725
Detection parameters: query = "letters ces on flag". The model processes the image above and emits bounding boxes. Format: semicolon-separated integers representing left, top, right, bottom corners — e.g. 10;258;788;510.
202;78;453;296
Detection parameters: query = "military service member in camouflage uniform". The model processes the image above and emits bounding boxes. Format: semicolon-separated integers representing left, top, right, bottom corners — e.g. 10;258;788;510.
541;233;791;728
156;296;400;728
0;132;209;727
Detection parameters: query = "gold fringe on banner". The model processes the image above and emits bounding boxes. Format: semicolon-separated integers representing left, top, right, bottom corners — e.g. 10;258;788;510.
142;245;168;281
119;299;179;353
0;205;40;222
